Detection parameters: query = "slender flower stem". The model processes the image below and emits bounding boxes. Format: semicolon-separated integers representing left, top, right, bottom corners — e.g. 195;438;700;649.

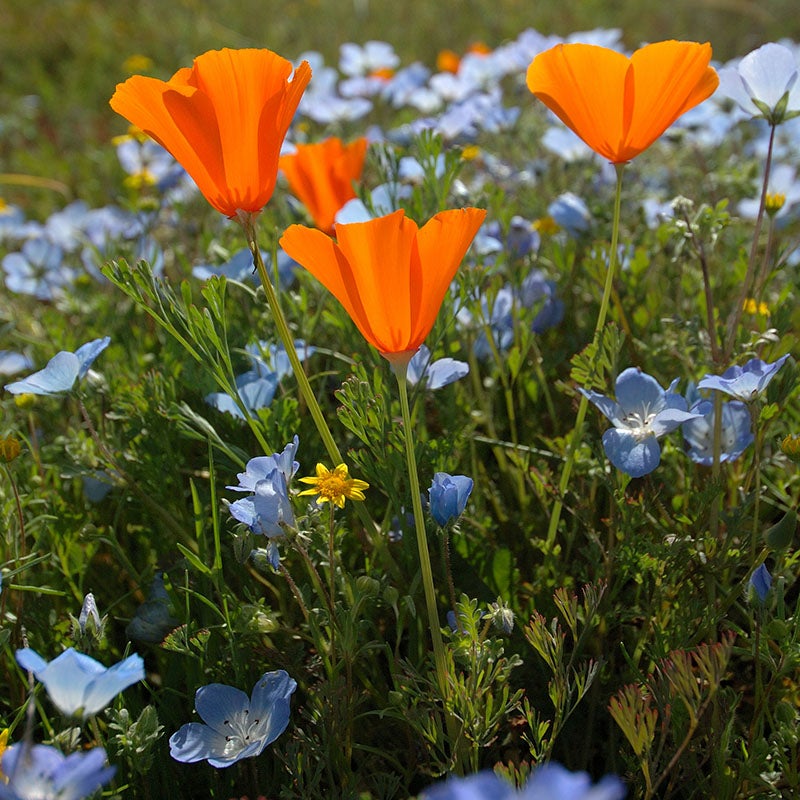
392;363;449;698
724;123;776;361
545;163;626;550
245;225;343;466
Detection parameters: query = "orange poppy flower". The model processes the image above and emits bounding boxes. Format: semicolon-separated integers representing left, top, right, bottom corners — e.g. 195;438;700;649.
279;137;368;234
279;208;486;363
110;48;311;219
526;40;718;164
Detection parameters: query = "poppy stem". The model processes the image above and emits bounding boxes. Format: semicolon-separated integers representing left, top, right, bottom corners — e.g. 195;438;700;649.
392;363;450;699
247;234;344;466
544;163;625;551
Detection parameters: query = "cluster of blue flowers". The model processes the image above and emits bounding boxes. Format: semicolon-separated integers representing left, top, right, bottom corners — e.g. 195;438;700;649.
581;356;789;479
227;436;300;568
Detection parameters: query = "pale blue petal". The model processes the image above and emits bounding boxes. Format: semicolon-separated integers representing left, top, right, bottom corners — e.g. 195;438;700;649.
52;748;116;800
579;388;623;426
602;428;661;478
205;392;246;420
4;351;80;395
74;337;111;378
169;722;231;764
614;368;664;412
81;653;144;716
248;670;297;748
650;407;704;437
15;647;48;674
425;358;469;390
194;684;250;732
521;763;626;800
406;345;430;385
421;770;515;800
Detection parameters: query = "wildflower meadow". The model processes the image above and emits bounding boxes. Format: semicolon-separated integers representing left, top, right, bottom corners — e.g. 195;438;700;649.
2;4;800;799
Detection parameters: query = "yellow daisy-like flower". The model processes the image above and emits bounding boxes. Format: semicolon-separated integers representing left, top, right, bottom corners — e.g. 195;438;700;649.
298;463;369;508
0;728;8;776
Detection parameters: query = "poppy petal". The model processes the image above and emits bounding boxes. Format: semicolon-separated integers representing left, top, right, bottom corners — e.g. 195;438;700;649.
626;41;718;158
279;223;383;350
527;44;630;162
411;208;486;347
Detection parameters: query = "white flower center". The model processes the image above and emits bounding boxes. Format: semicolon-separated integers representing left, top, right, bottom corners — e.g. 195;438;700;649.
622;409;657;440
220;709;267;755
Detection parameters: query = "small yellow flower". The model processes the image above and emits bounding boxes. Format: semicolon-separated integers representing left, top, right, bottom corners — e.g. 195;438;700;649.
0;728;8;774
781;434;800;463
298;463;369;508
13;393;34;409
0;437;20;463
123;170;158;190
743;297;769;316
122;54;154;74
461;144;481;161
765;192;786;215
533;215;561;235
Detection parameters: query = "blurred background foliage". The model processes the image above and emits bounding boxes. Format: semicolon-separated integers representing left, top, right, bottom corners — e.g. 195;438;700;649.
2;0;800;213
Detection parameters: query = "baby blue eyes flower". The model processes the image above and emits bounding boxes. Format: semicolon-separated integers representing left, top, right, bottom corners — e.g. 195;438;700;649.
15;647;144;719
169;669;297;769
421;762;626;800
717;43;800;124
749;563;773;603
4;337;110;396
581;368;703;479
682;386;754;466
0;744;116;800
407;345;469;390
429;473;474;527
697;355;789;402
228;436;300;494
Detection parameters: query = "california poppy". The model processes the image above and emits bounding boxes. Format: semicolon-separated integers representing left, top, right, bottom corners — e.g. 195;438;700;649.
526;40;718;164
110;48;311;219
279;208;486;364
279;137;368;234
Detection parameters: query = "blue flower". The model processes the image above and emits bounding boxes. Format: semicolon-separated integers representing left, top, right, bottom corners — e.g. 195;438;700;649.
227;436;300;494
229;471;295;536
682;390;753;466
429;473;474;527
4;337;110;396
421;763;626;800
581;368;703;478
15;647;144;718
0;744;115;800
126;572;180;644
169;670;297;768
749;563;773;603
0;351;33;377
205;373;278;420
2;236;72;300
548;192;592;237
697;355;789;402
407;345;469;390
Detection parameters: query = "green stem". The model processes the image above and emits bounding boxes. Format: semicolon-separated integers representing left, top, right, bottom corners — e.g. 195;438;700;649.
392;364;449;697
246;229;343;467
724;122;776;361
544;162;626;550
